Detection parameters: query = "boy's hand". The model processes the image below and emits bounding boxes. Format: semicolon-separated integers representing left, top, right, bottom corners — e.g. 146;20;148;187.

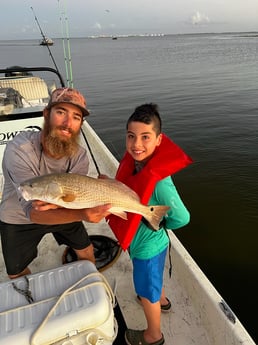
98;173;110;179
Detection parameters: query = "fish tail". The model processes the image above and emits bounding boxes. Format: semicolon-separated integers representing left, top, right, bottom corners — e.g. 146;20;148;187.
144;205;170;230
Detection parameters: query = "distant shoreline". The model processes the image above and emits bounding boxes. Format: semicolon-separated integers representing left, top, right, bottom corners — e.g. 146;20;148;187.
1;31;258;41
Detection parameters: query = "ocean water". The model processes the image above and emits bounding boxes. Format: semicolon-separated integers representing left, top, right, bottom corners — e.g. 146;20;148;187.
0;33;257;341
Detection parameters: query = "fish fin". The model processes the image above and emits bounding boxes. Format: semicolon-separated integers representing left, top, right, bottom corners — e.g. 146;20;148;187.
144;205;170;230
109;209;128;220
62;193;76;202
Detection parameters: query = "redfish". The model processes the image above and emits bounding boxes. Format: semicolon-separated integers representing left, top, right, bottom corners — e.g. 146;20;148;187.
19;173;169;230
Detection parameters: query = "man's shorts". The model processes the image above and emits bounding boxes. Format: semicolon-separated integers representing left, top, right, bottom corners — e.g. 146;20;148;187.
132;248;167;303
0;221;91;275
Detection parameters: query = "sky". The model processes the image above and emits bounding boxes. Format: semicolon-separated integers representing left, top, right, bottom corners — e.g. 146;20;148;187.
0;0;258;40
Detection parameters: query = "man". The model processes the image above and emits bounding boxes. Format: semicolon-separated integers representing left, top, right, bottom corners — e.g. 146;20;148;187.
0;87;110;279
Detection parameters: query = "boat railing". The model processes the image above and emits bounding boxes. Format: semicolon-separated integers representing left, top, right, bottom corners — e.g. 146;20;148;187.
0;67;65;87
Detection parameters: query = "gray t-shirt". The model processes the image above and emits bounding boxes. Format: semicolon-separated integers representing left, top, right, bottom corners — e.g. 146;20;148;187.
0;131;89;224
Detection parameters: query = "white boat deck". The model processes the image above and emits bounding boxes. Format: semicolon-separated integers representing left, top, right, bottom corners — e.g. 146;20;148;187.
1;220;253;344
88;222;212;344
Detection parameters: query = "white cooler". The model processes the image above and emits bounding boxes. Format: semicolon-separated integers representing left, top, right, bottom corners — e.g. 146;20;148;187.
0;260;117;345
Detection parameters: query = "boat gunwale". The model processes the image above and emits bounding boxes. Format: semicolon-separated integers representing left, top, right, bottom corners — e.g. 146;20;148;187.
0;67;65;87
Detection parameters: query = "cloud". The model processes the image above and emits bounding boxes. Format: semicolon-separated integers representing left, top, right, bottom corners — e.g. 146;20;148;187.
191;11;210;25
93;22;102;30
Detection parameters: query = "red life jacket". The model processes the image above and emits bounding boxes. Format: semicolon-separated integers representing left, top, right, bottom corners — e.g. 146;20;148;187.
107;134;193;250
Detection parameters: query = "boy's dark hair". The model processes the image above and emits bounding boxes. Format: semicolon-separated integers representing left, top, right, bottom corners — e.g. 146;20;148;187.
126;103;162;135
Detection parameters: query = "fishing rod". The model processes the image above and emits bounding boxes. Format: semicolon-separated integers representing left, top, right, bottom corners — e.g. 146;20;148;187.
80;128;101;176
57;0;100;174
30;6;61;75
58;0;69;87
58;0;73;87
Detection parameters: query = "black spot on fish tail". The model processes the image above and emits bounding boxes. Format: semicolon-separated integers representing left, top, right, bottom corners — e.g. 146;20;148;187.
144;205;170;230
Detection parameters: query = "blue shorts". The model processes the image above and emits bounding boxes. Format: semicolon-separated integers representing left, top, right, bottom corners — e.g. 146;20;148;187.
132;248;167;303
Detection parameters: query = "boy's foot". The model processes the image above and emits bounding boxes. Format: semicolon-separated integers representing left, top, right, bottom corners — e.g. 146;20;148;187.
125;329;165;345
136;295;172;313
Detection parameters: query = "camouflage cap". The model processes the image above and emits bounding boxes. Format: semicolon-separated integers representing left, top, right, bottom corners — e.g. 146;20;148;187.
46;87;89;117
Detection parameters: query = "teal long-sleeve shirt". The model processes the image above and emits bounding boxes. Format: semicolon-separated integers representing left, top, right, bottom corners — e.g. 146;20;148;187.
129;176;190;260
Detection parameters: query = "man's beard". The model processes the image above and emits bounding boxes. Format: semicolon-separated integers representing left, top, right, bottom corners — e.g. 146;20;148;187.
43;120;80;157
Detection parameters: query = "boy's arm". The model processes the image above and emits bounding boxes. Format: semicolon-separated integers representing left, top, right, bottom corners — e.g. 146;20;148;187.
154;177;190;230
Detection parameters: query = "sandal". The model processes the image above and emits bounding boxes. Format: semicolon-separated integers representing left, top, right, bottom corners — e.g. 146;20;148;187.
125;329;165;345
136;295;172;313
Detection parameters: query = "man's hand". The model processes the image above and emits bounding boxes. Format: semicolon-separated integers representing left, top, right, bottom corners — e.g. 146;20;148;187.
79;204;111;222
32;200;61;211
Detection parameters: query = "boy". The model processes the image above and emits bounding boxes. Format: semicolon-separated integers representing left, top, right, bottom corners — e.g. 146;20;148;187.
108;103;192;345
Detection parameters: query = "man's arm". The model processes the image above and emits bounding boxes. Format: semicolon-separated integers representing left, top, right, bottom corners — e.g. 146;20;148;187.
30;202;111;224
